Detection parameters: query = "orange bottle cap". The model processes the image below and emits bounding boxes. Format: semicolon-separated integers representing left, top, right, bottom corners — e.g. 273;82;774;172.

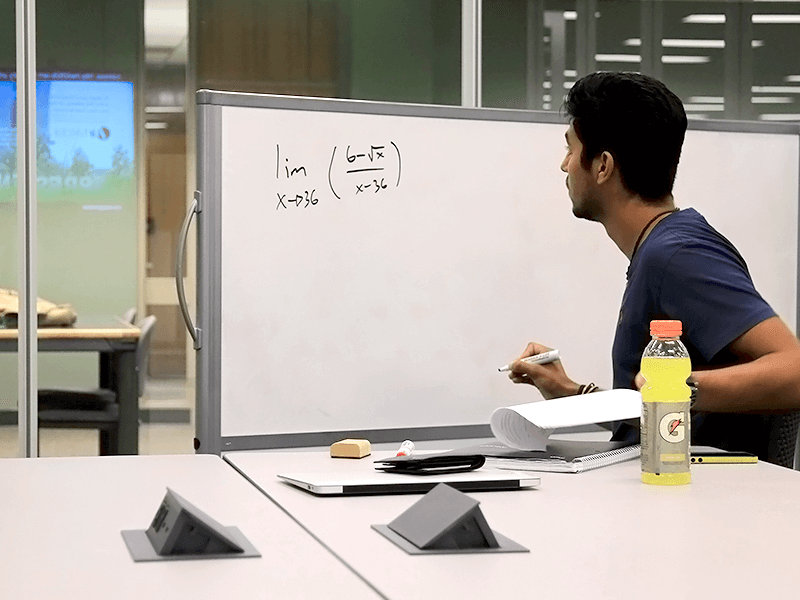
650;319;682;336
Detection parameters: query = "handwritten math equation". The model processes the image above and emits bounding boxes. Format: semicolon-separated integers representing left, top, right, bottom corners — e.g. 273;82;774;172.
274;141;402;211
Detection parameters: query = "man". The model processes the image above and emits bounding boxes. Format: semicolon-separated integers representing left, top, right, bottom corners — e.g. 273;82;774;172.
508;72;800;457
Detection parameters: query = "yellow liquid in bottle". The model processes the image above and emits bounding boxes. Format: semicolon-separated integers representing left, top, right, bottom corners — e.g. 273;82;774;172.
640;356;692;485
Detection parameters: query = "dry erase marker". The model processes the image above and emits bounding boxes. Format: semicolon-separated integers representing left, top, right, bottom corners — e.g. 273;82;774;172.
498;349;560;372
395;440;415;457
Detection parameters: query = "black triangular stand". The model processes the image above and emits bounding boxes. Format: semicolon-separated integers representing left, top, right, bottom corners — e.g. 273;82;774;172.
372;483;528;554
122;487;261;561
373;482;528;554
387;482;499;550
145;487;244;556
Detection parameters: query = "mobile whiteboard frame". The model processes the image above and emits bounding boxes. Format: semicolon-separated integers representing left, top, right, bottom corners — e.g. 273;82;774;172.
186;90;800;455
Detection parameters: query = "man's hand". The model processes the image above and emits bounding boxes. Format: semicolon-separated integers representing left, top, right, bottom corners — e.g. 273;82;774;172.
507;342;581;399
634;372;645;390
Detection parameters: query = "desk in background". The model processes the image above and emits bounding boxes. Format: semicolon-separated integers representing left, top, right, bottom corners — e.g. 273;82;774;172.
0;323;140;454
226;446;800;600
0;454;381;599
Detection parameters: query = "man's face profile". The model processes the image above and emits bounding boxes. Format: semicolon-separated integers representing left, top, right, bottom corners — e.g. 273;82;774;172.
561;123;601;221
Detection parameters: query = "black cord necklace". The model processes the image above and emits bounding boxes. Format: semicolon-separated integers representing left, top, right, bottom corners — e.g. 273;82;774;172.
631;208;679;259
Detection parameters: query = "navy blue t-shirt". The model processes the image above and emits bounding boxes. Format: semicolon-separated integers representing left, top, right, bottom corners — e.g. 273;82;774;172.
611;208;777;453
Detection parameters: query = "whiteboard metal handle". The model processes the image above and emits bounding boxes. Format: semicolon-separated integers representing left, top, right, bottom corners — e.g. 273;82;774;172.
176;193;201;350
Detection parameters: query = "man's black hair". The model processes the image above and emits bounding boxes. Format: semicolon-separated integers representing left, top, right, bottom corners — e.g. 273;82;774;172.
563;72;687;201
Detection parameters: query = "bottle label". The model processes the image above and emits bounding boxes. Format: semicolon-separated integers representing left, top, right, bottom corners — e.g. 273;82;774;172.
641;401;690;475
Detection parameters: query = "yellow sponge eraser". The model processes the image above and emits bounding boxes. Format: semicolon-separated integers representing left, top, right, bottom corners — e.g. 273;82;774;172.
330;439;371;458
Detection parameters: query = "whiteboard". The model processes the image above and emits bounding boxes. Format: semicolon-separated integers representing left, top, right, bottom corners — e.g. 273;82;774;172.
194;92;799;452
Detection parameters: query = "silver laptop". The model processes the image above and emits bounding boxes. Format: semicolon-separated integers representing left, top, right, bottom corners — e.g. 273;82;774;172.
277;470;540;496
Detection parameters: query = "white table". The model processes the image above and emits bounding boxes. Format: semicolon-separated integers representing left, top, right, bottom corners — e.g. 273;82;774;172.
0;323;142;453
0;454;381;599
225;446;800;600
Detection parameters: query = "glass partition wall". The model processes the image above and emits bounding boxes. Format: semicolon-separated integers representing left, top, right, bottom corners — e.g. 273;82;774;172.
35;0;141;456
480;0;800;122
8;0;799;456
6;0;142;457
190;0;800;117
193;0;462;104
0;3;18;457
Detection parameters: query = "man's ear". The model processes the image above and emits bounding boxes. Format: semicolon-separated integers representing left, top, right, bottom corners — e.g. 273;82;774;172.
594;150;615;184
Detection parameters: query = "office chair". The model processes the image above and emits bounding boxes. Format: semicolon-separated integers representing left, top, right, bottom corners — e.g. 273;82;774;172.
765;411;800;469
710;411;800;469
38;315;157;455
122;307;138;324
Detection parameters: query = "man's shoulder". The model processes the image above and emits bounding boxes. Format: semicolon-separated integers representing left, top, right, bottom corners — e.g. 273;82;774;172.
633;209;736;281
636;220;691;267
659;207;712;238
644;208;736;258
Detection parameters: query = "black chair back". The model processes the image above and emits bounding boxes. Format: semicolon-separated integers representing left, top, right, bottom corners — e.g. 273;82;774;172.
766;411;800;469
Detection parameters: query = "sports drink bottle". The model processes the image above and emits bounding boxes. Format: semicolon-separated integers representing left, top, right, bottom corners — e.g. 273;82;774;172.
640;320;691;485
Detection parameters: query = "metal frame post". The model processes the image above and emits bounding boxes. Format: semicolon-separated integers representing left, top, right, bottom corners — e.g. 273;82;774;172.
16;0;38;458
462;0;482;107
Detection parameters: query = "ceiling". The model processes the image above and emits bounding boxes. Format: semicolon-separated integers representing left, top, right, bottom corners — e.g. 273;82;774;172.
144;0;188;66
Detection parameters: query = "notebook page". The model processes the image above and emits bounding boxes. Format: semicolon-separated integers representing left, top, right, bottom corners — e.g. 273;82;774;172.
490;389;642;450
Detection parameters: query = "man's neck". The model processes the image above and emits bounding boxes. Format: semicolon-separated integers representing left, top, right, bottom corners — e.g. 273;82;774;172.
601;195;676;260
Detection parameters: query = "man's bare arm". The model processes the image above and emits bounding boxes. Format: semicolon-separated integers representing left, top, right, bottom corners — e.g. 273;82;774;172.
691;316;800;412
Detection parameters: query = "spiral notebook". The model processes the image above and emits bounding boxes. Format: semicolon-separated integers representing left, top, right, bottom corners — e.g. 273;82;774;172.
454;440;641;474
